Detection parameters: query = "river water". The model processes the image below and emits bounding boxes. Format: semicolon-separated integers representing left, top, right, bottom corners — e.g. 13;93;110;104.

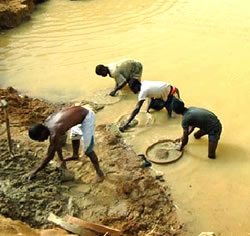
0;0;250;235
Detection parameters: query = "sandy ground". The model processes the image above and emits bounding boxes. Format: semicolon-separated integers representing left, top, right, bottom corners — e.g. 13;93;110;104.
0;87;183;235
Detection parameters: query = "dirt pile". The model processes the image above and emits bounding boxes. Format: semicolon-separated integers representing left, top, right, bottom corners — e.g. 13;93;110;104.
0;0;35;29
0;138;78;229
0;87;63;126
0;88;183;235
0;87;103;127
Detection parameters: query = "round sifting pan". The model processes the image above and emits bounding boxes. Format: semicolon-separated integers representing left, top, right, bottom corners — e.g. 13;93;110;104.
146;139;183;164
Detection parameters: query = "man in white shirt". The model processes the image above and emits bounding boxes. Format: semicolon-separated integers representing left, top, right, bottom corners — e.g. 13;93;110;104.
95;59;143;96
119;79;180;132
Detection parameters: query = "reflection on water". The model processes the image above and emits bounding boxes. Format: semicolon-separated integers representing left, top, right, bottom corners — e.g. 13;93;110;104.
1;0;250;234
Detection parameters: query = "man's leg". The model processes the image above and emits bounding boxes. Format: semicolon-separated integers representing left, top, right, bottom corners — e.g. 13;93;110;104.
165;96;173;118
208;141;218;159
86;150;104;182
64;140;80;161
194;129;207;139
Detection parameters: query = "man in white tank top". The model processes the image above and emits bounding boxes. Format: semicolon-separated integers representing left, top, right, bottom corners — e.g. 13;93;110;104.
119;79;180;132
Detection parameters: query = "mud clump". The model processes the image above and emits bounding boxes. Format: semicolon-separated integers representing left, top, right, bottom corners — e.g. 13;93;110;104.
0;139;78;228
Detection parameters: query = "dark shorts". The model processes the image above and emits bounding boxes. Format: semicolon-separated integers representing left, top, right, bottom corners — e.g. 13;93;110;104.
208;121;222;142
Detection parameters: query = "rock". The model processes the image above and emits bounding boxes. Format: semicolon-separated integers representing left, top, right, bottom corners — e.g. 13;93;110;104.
0;0;35;29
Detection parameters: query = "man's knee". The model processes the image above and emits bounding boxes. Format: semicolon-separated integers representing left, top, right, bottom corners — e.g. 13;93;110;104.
194;129;206;139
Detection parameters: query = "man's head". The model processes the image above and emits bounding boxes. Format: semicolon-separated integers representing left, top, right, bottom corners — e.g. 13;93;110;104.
172;97;185;115
28;124;50;142
95;64;109;77
128;78;141;94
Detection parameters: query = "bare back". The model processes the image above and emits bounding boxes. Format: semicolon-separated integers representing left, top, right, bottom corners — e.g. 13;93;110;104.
45;106;89;137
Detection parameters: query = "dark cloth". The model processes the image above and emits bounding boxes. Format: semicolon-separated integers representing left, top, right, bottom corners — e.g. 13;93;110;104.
148;95;175;117
147;86;180;118
148;98;166;110
182;107;222;142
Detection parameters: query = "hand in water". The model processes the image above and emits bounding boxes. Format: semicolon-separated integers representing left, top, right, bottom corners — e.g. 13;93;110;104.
174;138;183;151
109;90;116;97
174;138;182;143
119;124;128;132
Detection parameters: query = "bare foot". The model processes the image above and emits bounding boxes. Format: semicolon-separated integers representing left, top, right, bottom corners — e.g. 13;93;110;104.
64;156;79;161
60;161;67;169
95;174;105;183
208;155;216;159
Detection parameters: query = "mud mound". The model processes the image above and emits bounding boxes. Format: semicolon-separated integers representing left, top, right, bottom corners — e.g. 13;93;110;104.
0;87;62;126
0;139;78;229
0;87;103;127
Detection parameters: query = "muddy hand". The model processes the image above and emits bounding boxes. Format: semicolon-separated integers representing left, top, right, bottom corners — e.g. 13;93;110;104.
174;138;182;143
109;90;116;96
119;124;128;132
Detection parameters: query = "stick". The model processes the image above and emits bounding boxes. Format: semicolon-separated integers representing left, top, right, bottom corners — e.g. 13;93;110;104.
1;99;12;154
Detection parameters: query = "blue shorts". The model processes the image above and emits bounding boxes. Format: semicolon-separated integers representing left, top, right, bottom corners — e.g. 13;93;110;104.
85;136;95;154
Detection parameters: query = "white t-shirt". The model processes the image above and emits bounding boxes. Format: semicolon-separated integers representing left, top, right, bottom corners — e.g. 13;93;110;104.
138;81;171;102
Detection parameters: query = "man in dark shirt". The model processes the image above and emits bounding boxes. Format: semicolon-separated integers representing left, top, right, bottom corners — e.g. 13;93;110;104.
172;98;222;159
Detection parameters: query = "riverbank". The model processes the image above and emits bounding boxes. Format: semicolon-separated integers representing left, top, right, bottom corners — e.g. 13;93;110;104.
0;0;47;29
0;87;183;235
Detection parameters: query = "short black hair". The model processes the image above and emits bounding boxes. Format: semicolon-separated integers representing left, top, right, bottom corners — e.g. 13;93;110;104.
172;98;185;114
128;78;141;90
95;64;105;75
28;123;47;140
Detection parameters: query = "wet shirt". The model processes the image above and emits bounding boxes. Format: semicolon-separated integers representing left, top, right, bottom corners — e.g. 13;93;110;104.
182;107;220;132
107;59;142;86
138;80;171;102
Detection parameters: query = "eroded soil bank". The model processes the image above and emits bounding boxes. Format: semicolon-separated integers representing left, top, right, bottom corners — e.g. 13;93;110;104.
0;0;47;29
0;87;183;235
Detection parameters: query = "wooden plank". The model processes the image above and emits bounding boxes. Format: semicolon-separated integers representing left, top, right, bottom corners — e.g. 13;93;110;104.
48;213;82;235
64;215;122;236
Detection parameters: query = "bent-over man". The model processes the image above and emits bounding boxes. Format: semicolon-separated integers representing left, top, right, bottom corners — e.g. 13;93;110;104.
27;106;104;182
119;79;180;132
95;59;143;96
172;98;222;159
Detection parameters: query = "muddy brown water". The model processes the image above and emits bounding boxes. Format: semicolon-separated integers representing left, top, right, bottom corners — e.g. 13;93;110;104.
0;0;250;235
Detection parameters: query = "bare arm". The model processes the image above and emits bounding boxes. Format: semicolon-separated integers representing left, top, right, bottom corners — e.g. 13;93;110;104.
110;81;127;96
28;136;59;179
179;128;189;151
110;74;127;96
119;100;144;132
57;146;67;169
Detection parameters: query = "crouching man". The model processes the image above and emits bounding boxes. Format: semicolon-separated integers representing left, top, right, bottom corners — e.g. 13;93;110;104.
172;98;222;159
27;106;104;182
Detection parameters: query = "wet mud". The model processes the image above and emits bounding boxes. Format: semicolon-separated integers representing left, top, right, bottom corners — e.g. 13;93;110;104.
0;87;183;235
